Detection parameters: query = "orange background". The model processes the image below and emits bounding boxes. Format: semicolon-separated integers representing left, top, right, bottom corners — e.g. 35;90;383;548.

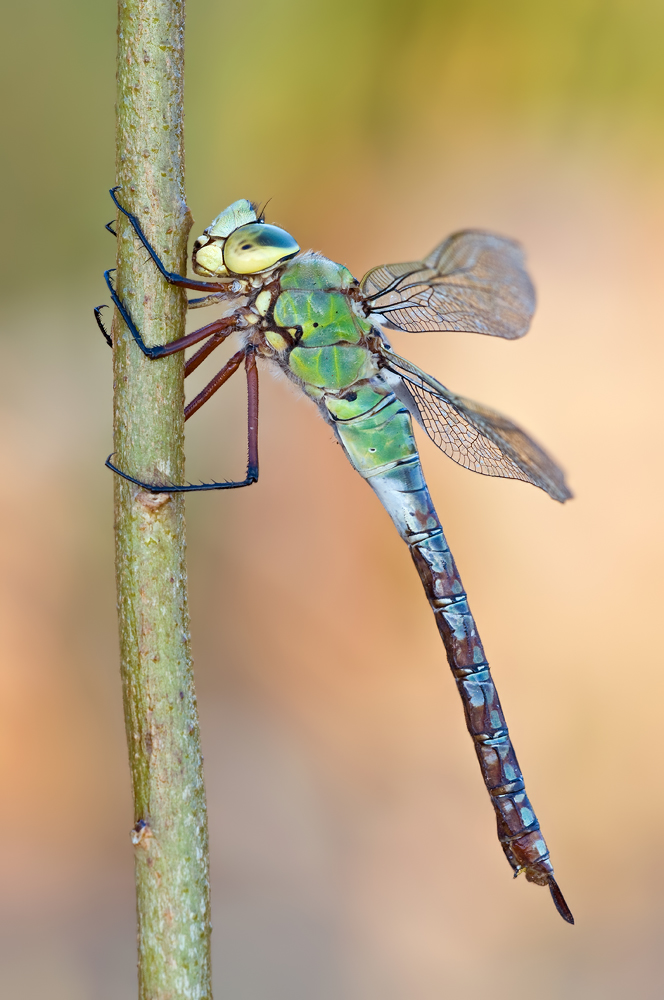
1;2;663;996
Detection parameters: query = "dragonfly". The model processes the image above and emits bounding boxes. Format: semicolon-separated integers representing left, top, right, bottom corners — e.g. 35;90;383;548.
97;186;574;924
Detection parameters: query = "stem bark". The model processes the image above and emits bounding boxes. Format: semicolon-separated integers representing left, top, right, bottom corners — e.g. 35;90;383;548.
112;2;212;997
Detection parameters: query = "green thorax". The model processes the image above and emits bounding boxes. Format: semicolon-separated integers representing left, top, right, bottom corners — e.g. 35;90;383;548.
269;254;418;478
272;254;376;391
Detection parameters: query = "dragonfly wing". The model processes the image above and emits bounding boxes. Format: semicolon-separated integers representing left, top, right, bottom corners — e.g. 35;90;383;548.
361;231;535;339
380;349;571;502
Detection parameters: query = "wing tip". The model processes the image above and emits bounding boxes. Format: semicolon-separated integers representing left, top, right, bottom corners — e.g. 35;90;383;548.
550;481;574;503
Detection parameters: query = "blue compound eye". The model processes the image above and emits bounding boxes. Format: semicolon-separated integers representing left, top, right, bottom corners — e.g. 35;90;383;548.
223;223;299;274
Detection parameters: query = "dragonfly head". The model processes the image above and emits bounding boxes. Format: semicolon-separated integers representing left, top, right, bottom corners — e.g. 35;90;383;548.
192;198;299;277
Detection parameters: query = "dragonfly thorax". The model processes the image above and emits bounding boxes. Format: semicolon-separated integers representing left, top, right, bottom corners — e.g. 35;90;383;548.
259;254;380;393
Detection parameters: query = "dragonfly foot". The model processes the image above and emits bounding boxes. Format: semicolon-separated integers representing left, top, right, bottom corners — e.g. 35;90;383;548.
107;187;224;293
103;270;165;358
105;455;258;493
94;305;113;347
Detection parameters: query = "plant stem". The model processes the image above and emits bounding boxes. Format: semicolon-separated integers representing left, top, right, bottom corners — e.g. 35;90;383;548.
112;2;212;997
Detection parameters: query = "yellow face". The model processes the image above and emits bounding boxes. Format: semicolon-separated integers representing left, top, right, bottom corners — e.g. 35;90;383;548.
191;236;226;276
192;215;300;278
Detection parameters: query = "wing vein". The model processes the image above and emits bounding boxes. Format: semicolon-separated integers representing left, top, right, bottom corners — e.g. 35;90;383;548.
380;350;571;502
361;230;536;339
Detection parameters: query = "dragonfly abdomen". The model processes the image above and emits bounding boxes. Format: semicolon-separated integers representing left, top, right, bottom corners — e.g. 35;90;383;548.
330;390;573;921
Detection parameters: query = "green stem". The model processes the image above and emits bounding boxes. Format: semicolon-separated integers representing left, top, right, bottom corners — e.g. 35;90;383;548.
112;2;212;997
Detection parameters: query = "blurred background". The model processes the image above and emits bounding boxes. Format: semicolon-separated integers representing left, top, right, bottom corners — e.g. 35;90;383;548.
1;1;663;997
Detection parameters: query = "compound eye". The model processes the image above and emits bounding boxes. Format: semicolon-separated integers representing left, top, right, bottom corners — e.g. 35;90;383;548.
223;223;299;274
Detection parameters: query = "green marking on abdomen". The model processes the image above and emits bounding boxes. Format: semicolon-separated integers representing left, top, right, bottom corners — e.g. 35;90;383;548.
324;383;387;420
333;396;418;476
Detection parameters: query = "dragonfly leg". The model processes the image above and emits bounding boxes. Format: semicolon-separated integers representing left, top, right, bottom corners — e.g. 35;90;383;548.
184;329;235;377
94;304;113;347
104;268;245;359
109;186;226;293
105;348;259;493
184;348;246;420
187;292;236;310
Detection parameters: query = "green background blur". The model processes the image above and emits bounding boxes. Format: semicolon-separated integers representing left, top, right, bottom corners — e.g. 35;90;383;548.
1;2;663;997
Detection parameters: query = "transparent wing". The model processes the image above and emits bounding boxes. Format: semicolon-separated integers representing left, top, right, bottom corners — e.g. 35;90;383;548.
361;231;535;339
381;349;571;502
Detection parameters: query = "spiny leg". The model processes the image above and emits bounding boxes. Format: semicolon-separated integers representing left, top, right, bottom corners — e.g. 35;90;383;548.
104;268;246;358
106;348;259;493
147;315;241;359
245;349;259;479
95;292;234;369
185;330;234;377
184;348;247;420
187;292;233;310
109;186;224;293
101;187;241;356
95;283;237;356
94;304;113;347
